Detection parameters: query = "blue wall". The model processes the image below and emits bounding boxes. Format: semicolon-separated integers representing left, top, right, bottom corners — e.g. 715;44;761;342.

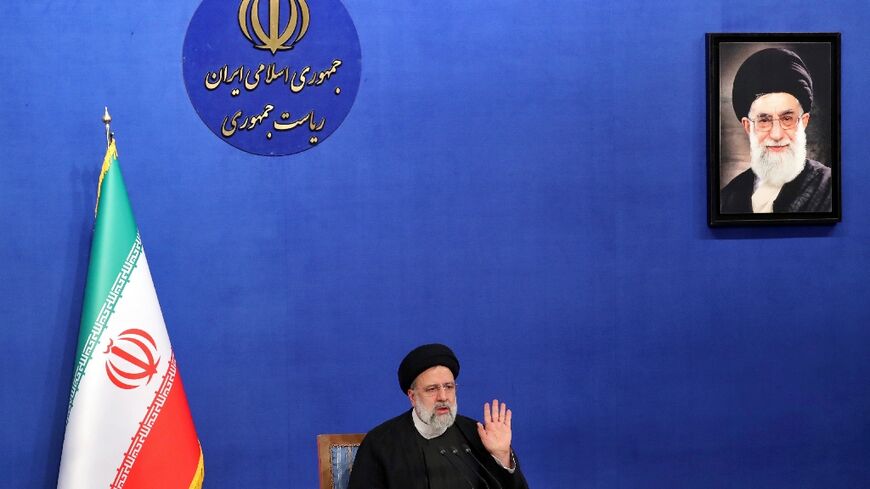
2;1;870;488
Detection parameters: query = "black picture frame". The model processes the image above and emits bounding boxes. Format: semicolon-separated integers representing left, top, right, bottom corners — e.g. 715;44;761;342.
706;33;841;226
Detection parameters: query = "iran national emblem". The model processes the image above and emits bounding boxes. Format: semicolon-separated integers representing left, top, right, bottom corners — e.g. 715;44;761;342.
104;328;161;390
238;0;311;54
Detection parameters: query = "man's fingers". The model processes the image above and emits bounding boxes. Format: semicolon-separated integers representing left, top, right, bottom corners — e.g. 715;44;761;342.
485;399;514;427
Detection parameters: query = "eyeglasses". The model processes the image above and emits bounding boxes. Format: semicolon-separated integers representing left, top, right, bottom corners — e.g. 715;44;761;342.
748;112;804;133
417;382;457;397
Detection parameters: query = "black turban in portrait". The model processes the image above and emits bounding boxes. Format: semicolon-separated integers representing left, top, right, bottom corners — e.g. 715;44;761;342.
398;343;460;393
732;47;814;120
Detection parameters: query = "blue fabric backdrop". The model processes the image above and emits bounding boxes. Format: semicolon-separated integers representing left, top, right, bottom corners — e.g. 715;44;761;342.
2;1;869;488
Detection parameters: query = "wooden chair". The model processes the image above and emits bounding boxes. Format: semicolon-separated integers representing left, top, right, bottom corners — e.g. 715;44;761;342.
317;433;365;489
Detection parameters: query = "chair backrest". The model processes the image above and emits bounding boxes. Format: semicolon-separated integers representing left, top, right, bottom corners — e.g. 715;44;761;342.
316;433;366;489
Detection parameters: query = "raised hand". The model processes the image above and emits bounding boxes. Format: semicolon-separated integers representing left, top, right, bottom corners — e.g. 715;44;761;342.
476;399;512;467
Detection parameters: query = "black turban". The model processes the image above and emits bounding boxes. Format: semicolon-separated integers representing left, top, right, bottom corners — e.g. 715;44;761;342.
398;343;460;393
732;47;813;120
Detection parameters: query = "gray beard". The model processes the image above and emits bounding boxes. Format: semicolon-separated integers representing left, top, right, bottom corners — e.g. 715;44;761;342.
414;400;457;438
749;121;807;186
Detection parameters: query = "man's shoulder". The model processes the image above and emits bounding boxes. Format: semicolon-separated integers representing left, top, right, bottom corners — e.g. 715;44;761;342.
721;167;755;193
720;167;755;213
790;159;832;194
365;410;412;439
774;159;833;212
804;159;832;179
453;413;479;430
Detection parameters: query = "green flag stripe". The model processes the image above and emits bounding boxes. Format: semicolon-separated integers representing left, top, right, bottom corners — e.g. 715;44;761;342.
66;234;142;417
67;151;141;415
76;156;139;358
76;153;138;362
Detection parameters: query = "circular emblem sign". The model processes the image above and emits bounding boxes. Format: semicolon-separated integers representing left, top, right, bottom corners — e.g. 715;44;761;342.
183;0;362;156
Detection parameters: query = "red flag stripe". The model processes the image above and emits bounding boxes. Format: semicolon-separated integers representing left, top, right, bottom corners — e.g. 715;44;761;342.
110;354;202;489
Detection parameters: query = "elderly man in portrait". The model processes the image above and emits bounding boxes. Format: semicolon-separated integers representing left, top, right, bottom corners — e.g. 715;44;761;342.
720;47;832;213
347;343;530;489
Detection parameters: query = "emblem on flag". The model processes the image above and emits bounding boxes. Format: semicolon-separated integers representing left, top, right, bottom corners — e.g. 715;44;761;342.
104;329;161;390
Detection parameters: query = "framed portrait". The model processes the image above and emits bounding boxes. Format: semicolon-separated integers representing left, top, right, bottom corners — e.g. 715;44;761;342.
706;33;841;226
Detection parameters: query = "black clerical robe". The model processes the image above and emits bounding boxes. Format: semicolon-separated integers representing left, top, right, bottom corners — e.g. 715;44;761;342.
347;409;530;489
720;159;832;213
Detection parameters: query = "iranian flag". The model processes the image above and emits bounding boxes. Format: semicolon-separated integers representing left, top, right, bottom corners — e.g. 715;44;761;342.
57;140;204;489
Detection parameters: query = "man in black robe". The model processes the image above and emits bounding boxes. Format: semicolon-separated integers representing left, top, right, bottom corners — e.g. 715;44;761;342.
720;47;832;214
347;344;530;489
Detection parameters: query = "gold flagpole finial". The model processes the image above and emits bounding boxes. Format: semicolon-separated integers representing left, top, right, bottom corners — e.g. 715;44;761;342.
102;107;113;147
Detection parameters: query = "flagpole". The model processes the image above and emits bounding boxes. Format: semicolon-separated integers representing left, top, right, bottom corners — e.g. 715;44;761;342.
102;107;113;147
95;107;115;214
59;107;205;489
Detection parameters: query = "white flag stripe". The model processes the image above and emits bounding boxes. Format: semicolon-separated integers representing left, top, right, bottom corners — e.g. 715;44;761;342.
67;235;142;419
58;251;174;488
